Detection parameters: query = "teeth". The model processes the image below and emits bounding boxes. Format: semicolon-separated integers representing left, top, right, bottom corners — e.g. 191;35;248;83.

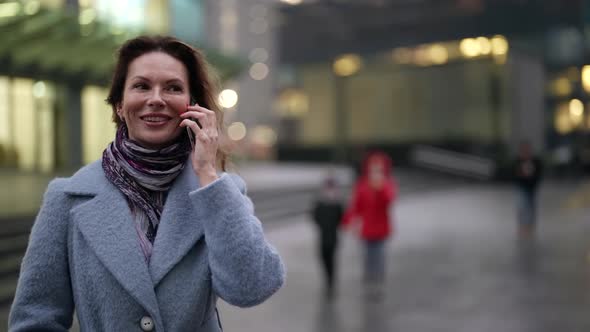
143;116;168;122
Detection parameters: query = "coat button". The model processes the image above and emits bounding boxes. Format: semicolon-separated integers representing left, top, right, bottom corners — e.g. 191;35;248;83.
140;316;154;331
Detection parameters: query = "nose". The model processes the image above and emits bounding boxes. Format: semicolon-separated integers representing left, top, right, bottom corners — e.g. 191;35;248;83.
147;88;165;108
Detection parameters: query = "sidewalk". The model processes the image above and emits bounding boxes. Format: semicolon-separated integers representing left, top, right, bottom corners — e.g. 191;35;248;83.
218;179;590;332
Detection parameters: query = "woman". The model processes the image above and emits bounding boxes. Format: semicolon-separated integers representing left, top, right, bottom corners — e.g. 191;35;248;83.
342;151;396;287
9;36;285;331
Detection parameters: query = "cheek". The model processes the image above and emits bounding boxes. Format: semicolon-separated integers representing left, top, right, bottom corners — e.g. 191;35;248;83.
165;96;190;115
122;98;144;115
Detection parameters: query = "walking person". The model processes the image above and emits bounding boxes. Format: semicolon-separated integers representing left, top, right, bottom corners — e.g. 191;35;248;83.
343;151;397;292
311;175;344;299
512;141;543;238
9;35;285;331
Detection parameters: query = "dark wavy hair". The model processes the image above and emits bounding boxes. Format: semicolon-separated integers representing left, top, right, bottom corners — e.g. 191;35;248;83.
106;35;228;170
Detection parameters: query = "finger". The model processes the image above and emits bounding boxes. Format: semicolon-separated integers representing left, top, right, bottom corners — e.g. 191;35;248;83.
180;111;207;127
180;118;203;136
180;111;207;120
187;104;216;128
180;119;215;144
187;103;215;114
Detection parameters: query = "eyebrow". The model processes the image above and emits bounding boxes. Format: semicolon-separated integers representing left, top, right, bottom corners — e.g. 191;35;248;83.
129;76;186;85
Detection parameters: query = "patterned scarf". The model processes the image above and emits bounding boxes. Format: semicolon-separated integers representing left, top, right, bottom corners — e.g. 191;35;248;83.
102;124;191;261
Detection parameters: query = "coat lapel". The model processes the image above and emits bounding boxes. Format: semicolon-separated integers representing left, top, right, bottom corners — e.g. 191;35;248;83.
149;162;205;286
65;161;161;321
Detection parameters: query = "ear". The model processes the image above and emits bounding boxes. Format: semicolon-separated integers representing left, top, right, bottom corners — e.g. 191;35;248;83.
116;104;124;121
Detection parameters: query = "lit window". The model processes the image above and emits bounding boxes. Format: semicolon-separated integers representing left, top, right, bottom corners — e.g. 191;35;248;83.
582;66;590;92
476;37;491;55
491;35;509;55
460;38;480;57
555;102;574;134
569;98;584;127
428;44;449;65
549;77;572;97
333;54;362;76
280;0;302;5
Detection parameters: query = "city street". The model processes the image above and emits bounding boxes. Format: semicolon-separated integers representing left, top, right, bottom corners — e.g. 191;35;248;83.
0;1;587;331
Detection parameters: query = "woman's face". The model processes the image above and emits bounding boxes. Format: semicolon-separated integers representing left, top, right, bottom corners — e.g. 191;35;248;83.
117;51;191;149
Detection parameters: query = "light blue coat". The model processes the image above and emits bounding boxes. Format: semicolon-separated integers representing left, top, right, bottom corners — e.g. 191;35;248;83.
9;160;285;331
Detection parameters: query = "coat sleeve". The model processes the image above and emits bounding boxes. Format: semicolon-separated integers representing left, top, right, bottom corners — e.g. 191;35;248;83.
188;173;285;308
9;179;74;331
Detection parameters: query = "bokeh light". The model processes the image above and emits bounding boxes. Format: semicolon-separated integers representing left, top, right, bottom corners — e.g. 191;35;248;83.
228;122;247;141
218;89;239;109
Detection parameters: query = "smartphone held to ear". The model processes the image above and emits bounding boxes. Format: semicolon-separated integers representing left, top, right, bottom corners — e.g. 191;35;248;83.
189;97;202;129
186;96;201;148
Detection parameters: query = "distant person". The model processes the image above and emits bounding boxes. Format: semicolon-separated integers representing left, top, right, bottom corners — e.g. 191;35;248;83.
9;35;284;331
311;175;344;298
512;141;543;238
343;151;397;289
553;144;573;177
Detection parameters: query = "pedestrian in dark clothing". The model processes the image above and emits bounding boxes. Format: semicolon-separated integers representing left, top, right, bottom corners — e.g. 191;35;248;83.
312;176;344;298
513;141;543;238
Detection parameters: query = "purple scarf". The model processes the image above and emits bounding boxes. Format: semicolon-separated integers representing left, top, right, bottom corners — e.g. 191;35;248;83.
102;124;191;262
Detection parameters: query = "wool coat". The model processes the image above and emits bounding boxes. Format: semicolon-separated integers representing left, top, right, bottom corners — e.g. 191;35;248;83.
9;160;285;331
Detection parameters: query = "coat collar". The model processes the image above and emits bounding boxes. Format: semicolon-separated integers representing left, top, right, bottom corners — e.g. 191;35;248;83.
149;160;205;286
64;159;206;315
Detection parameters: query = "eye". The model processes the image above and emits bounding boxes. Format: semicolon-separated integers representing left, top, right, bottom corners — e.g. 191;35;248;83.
132;82;149;90
166;84;183;92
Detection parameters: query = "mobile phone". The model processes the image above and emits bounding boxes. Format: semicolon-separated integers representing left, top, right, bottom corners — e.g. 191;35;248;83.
186;96;200;148
189;96;202;129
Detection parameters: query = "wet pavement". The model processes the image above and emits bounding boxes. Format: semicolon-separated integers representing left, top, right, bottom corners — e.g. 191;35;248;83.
219;179;590;332
2;164;590;331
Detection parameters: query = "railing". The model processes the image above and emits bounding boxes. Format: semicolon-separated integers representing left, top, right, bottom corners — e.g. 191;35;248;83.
411;145;496;180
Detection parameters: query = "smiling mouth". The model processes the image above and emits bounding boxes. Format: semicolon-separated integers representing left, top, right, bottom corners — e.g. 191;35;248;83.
140;115;172;123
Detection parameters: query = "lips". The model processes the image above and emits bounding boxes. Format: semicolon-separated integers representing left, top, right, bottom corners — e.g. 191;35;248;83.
140;114;172;123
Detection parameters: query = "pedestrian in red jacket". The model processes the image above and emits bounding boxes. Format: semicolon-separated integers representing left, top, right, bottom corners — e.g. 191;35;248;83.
343;151;397;286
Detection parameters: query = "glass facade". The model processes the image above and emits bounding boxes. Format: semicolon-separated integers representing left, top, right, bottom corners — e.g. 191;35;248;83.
0;77;56;172
0;0;180;172
281;38;510;154
82;86;116;165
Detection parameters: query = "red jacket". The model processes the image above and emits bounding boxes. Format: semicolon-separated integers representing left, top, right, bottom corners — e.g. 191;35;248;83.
343;152;397;240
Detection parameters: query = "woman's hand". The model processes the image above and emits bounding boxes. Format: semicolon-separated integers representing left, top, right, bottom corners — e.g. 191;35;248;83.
180;103;219;186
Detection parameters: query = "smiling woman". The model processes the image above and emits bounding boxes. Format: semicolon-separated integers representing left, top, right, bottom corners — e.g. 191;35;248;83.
9;36;285;332
116;52;190;149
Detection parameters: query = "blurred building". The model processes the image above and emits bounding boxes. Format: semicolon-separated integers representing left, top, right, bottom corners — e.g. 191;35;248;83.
0;0;258;174
203;0;282;160
273;0;587;171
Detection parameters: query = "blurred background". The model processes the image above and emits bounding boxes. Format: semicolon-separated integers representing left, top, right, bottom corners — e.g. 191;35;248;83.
3;0;590;331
